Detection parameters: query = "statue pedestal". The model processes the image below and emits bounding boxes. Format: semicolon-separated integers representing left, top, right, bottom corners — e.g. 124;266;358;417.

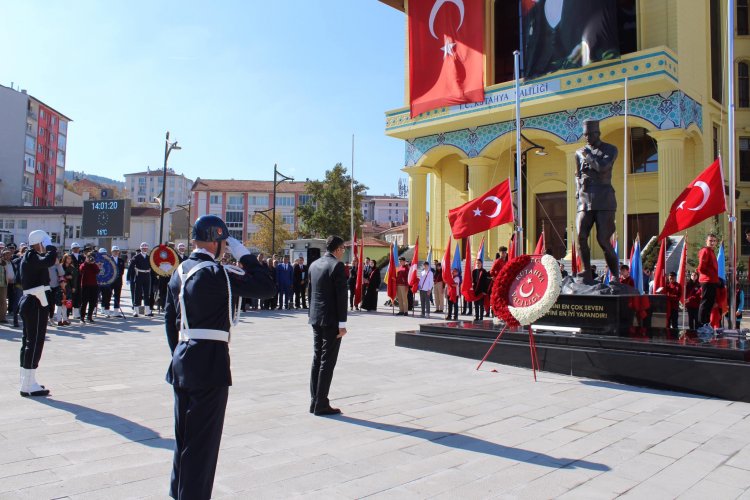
535;294;667;336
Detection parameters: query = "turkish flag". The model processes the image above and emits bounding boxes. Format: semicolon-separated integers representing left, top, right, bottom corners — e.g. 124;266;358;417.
658;159;727;240
408;0;485;117
461;237;476;302
653;238;667;294
448;179;514;239
534;231;545;255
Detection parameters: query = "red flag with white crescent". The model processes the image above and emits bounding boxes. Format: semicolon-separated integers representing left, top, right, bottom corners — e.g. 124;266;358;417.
441;235;457;302
408;0;485;117
534;231;545;255
658;159;727;240
409;236;420;293
461;237;476;302
677;235;688;305
448;180;514;239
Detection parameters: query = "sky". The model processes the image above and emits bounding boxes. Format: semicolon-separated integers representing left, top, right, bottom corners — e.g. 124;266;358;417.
0;1;408;196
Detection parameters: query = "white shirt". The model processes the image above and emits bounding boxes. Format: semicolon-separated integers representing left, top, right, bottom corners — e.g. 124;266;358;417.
418;269;434;291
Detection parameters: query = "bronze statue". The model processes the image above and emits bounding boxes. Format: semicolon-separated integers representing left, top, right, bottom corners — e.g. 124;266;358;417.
575;119;619;282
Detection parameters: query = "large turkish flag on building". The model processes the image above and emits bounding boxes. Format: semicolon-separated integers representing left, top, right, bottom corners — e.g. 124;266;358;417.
658;159;727;240
448;179;514;239
408;0;485;117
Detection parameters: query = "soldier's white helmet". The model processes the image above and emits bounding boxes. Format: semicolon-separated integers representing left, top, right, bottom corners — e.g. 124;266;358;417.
140;242;149;249
98;248;107;254
28;230;49;246
71;242;80;249
111;246;120;252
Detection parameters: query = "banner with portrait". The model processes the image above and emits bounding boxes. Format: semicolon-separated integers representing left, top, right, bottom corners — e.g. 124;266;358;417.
522;0;621;79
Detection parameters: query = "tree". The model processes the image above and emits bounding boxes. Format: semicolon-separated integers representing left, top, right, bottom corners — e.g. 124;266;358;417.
249;212;293;255
298;163;368;239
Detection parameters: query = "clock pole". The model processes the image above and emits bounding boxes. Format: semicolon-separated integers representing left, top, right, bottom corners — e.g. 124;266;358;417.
98;189;113;253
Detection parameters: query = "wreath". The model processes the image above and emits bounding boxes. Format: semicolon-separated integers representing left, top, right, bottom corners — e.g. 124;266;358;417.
491;254;531;328
491;254;563;328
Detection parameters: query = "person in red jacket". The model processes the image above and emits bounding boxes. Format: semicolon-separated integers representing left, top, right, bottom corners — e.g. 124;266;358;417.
489;246;508;278
395;257;409;316
685;271;701;330
79;252;100;324
697;233;720;328
664;271;681;330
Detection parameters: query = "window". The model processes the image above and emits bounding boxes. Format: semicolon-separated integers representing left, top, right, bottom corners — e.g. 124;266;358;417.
210;194;221;204
630;127;658;173
25;135;35;154
57;134;66;151
740;137;750;182
282;214;295;225
50;232;60;244
5;220;14;229
741;62;750;108
714;125;721;160
711;0;723;103
138;177;146;185
39;127;45;137
225;211;243;223
743;210;750;254
298;194;314;206
740;0;749;35
19;219;27;229
464;165;469;191
35;179;41;188
248;195;268;206
24;154;35;173
275;195;294;207
39;109;45;119
227;195;243;210
51;116;56;126
58;120;67;135
47;184;53;193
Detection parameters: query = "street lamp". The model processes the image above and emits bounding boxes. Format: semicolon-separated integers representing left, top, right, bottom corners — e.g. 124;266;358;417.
159;131;181;245
253;208;274;254
271;164;293;255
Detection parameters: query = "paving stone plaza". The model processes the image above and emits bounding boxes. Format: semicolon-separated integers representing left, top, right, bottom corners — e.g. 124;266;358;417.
2;291;750;499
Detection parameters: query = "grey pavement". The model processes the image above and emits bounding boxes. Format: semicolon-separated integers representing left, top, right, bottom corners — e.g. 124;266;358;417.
1;291;750;499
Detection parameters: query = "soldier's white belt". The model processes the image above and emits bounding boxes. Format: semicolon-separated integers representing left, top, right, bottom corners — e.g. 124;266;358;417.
23;285;51;307
135;268;151;274
179;329;229;343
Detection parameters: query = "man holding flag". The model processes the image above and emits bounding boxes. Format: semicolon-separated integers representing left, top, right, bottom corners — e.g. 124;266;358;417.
697;234;720;330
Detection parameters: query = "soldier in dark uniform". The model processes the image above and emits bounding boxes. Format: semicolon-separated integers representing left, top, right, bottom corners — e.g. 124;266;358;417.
18;230;57;397
110;246;126;317
128;242;152;317
164;215;276;500
69;242;85;320
575;119;620;282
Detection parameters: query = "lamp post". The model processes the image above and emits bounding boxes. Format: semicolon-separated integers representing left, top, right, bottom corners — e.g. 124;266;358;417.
159;131;181;246
253;208;274;254
271;164;293;256
512;133;547;254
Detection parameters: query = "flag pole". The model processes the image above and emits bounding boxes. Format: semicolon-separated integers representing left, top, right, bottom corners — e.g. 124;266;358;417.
623;77;629;260
514;50;524;255
727;0;738;326
351;134;355;249
681;233;688;332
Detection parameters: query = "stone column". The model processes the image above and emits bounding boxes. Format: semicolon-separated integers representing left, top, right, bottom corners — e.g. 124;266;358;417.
404;167;429;259
557;143;582;259
649;129;688;228
460;156;493;259
430;169;445;258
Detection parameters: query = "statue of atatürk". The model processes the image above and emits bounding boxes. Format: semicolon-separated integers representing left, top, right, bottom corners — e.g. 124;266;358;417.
575;119;620;282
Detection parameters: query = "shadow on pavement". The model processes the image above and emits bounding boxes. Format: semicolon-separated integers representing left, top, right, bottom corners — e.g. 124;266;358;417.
31;397;174;450
580;380;706;399
334;415;611;471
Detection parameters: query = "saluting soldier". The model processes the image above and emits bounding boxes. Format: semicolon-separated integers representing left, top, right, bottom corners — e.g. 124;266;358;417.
128;242;152;317
164;215;276;500
18;230;57;397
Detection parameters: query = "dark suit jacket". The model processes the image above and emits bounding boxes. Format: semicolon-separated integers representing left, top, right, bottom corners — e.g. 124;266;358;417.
307;252;347;328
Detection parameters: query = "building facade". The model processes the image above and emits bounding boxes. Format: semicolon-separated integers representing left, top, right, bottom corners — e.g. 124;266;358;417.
381;0;750;265
0;84;71;207
190;179;310;241
124;168;193;209
0;206;162;252
360;195;408;225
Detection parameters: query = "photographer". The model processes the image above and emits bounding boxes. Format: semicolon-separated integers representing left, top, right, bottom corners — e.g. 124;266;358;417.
79;252;100;324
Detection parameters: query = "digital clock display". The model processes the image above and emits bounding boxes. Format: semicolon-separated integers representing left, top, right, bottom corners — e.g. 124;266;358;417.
81;199;131;238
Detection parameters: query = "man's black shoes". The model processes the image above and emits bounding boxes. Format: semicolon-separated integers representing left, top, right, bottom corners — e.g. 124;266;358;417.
313;406;341;416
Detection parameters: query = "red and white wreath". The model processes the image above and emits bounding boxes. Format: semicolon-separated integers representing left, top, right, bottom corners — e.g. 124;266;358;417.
491;254;562;327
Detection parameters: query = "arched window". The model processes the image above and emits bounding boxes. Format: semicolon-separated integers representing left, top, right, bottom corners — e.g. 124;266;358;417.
630;128;658;173
740;62;750;108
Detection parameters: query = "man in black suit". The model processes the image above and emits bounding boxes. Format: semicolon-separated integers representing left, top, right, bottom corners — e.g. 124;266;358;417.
293;256;308;309
308;235;348;416
164;215;276;500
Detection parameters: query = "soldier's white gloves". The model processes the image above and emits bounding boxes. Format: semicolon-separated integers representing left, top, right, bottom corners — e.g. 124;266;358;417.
226;237;250;259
